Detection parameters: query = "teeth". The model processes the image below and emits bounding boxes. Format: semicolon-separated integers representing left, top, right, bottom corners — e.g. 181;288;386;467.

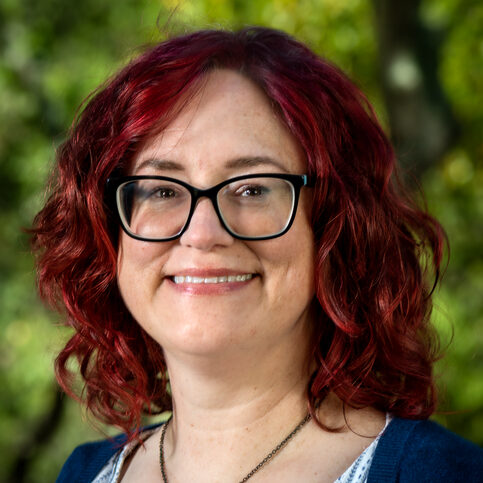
173;274;253;284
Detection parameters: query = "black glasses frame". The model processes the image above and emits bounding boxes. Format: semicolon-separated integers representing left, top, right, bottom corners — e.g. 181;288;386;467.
106;173;312;242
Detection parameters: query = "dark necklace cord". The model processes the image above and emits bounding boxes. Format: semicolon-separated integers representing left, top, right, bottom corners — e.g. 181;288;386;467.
159;411;311;483
159;415;171;483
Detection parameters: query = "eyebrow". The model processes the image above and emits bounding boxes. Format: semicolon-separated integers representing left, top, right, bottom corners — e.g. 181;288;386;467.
134;156;289;174
225;156;289;172
134;159;184;173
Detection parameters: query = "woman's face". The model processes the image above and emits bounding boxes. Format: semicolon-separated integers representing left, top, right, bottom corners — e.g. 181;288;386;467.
117;70;315;358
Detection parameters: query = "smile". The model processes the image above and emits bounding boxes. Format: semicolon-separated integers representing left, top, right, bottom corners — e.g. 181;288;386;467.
172;274;254;284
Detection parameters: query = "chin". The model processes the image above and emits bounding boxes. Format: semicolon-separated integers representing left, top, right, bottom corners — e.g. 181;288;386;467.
148;311;251;356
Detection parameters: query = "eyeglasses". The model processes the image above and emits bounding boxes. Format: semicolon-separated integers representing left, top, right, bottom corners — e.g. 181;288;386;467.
107;173;312;242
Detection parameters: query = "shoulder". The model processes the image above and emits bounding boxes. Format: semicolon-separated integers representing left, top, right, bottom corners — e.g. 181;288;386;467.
368;417;483;483
55;422;164;483
55;433;127;483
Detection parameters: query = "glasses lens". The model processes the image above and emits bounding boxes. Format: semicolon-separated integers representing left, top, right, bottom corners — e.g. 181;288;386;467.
117;179;191;239
217;177;295;238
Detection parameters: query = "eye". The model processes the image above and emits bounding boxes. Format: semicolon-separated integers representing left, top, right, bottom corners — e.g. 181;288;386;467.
151;187;177;199
136;182;183;200
234;184;270;197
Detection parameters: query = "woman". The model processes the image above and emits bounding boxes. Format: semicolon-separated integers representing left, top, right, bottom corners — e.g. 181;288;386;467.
32;27;482;482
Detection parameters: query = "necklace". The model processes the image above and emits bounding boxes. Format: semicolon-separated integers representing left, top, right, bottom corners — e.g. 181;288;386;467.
159;411;311;483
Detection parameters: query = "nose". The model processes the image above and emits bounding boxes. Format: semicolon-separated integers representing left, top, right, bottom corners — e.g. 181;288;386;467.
179;198;234;250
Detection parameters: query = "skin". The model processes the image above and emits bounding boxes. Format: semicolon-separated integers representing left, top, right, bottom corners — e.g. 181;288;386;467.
117;70;385;482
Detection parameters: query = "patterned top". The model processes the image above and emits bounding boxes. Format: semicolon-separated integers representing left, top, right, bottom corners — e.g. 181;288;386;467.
93;415;392;483
335;414;391;483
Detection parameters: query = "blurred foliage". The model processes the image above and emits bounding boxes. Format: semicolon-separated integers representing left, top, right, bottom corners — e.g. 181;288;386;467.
0;0;481;481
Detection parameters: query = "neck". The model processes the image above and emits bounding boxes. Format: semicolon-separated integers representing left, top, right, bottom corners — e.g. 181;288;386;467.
164;311;312;427
160;317;313;481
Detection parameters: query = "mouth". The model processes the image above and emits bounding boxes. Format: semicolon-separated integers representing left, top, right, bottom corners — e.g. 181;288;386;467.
170;273;255;284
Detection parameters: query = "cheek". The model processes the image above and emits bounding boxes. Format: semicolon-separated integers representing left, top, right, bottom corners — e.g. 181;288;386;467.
281;205;315;277
117;235;170;311
254;216;315;300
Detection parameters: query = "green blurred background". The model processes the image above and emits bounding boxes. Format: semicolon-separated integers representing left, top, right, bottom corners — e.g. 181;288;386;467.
0;0;481;481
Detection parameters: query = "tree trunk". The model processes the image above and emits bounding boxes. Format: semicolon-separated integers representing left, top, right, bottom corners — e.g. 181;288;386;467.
371;0;459;177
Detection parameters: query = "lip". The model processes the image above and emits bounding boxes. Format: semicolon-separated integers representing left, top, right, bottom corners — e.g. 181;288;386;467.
166;268;255;277
165;268;258;295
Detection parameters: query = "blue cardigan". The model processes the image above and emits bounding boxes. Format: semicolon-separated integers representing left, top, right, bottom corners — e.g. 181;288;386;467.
57;418;483;482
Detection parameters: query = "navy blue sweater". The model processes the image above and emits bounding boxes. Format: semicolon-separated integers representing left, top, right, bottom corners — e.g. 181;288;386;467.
56;418;483;482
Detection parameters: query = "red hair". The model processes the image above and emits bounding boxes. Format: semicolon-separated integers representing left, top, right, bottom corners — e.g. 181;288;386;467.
31;27;446;437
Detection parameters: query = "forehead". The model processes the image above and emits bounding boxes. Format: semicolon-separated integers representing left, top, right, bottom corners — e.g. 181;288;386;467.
131;69;306;179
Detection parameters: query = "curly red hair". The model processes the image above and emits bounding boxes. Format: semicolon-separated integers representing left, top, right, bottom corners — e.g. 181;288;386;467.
31;27;446;438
